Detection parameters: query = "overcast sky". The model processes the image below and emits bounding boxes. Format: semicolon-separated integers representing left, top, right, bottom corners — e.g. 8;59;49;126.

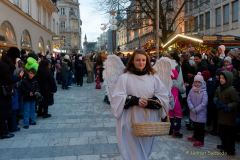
79;0;108;44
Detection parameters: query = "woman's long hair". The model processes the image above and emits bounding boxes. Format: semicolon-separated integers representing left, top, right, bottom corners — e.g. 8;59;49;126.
124;49;155;75
38;59;50;74
37;59;51;82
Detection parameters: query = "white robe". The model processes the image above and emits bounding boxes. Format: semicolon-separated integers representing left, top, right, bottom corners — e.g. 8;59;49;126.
110;72;169;160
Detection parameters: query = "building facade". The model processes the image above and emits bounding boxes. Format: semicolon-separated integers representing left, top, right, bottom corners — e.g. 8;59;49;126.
97;31;108;51
184;0;240;36
0;0;59;54
116;22;127;51
124;0;154;50
116;0;185;51
56;0;82;54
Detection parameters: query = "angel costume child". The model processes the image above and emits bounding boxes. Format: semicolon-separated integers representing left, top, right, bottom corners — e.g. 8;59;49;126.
104;49;169;160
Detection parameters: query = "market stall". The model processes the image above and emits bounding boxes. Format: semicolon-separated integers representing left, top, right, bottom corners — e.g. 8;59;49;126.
162;34;204;52
203;35;240;49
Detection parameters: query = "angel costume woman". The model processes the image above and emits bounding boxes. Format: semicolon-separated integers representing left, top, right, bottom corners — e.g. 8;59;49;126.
104;49;169;160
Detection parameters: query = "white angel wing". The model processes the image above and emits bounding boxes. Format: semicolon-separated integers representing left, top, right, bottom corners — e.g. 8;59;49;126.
153;57;176;92
103;55;125;102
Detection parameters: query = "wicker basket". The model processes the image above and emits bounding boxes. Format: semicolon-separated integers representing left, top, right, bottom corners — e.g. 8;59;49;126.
132;99;170;137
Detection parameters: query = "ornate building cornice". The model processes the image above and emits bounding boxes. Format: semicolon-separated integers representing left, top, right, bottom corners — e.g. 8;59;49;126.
2;0;55;35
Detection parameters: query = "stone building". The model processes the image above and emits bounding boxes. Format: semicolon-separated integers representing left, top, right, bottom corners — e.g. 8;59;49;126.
56;0;82;54
184;0;240;36
0;0;59;54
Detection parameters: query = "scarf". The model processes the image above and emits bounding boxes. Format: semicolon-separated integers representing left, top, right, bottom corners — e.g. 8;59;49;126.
132;68;148;76
192;86;201;93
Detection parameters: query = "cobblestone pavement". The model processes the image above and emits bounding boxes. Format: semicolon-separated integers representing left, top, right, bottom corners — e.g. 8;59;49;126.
0;82;239;160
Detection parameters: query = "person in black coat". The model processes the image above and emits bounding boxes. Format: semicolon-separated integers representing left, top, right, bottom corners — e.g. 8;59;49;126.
0;47;20;139
194;53;209;73
74;55;84;86
36;59;57;118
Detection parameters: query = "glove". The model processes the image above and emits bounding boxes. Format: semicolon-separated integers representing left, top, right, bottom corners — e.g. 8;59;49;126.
146;96;162;110
124;95;139;109
215;100;227;110
34;92;43;102
190;108;197;113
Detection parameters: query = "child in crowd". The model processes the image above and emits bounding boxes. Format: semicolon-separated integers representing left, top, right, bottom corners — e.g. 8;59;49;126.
169;69;183;138
187;72;208;147
214;71;240;155
20;57;40;129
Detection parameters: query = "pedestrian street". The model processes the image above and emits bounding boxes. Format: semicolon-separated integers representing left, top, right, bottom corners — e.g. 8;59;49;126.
0;83;239;160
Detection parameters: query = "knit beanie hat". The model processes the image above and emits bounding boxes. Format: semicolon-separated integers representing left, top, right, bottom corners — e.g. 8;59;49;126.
224;56;232;64
194;72;204;82
46;54;51;60
64;55;70;60
218;45;225;53
25;57;39;72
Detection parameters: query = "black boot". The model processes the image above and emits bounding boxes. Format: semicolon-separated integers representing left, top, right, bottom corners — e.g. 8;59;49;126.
173;132;183;138
103;95;110;104
42;114;51;118
0;133;14;139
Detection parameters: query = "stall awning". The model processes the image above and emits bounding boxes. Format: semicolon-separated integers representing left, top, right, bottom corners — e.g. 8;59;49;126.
162;34;203;49
203;35;240;47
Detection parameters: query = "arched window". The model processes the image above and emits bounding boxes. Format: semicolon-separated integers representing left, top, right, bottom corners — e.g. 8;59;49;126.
46;40;51;51
0;21;17;46
38;37;45;54
21;30;32;50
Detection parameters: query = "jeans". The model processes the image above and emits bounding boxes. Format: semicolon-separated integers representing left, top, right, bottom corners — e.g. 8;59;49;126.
23;101;36;126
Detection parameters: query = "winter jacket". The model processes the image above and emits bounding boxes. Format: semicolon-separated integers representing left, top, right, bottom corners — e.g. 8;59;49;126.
0;60;13;116
20;76;39;102
196;60;208;73
187;80;208;123
169;69;183;118
61;60;69;79
36;59;57;105
75;59;84;75
214;71;240;126
37;70;57;106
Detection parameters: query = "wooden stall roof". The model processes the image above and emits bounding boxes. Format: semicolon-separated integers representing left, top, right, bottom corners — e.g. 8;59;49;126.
162;34;203;49
203;35;240;47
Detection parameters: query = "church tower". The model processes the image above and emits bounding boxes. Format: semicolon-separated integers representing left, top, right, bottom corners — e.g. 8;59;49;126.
83;34;88;54
84;34;87;43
